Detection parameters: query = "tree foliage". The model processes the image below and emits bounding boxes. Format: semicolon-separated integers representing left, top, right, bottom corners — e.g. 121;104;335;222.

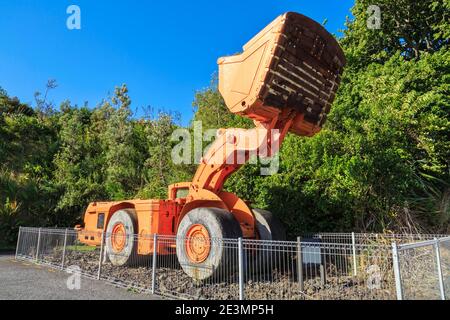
342;0;450;68
1;0;449;245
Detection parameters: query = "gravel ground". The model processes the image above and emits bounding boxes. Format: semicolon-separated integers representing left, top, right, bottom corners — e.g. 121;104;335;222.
40;250;396;300
0;254;162;300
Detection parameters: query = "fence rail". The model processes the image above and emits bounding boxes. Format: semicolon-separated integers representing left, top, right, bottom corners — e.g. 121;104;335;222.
14;227;449;300
307;232;448;245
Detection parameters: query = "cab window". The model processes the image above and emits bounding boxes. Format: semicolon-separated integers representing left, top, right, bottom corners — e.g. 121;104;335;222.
97;213;105;229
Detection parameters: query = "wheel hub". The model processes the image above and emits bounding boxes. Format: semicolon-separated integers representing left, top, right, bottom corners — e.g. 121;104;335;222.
111;223;126;252
185;224;211;263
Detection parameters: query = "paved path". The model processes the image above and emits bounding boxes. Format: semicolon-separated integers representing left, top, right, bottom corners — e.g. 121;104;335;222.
0;255;162;300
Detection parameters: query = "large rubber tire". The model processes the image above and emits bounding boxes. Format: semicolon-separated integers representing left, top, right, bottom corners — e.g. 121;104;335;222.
176;207;242;281
253;209;287;241
105;209;137;267
252;209;288;279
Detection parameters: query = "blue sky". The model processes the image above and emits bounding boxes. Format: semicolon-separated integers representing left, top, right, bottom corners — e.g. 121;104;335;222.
0;0;354;125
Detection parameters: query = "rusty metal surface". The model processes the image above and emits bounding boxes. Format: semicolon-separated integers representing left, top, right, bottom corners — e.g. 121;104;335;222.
260;12;346;132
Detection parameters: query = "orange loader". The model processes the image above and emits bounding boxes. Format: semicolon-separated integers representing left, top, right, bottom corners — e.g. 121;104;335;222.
76;12;346;280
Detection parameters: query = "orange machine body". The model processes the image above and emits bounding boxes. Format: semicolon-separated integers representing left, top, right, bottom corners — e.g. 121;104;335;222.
77;12;346;255
79;198;184;255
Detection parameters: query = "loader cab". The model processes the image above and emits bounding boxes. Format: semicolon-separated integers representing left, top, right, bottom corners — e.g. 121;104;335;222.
168;183;191;201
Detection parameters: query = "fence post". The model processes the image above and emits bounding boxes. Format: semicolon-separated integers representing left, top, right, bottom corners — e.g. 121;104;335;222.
61;228;68;270
15;227;22;260
35;228;42;262
151;234;158;295
352;232;357;277
97;232;105;280
103;234;109;264
434;238;446;300
238;237;245;300
297;237;304;292
319;235;327;286
392;242;403;300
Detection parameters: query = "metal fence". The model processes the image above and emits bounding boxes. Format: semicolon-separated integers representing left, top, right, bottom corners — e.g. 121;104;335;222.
392;237;450;300
307;232;448;246
14;227;449;300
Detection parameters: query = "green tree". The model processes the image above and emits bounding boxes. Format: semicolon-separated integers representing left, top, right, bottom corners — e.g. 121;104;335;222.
341;0;449;69
53;103;106;222
0;88;60;244
100;85;144;200
138;111;193;199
